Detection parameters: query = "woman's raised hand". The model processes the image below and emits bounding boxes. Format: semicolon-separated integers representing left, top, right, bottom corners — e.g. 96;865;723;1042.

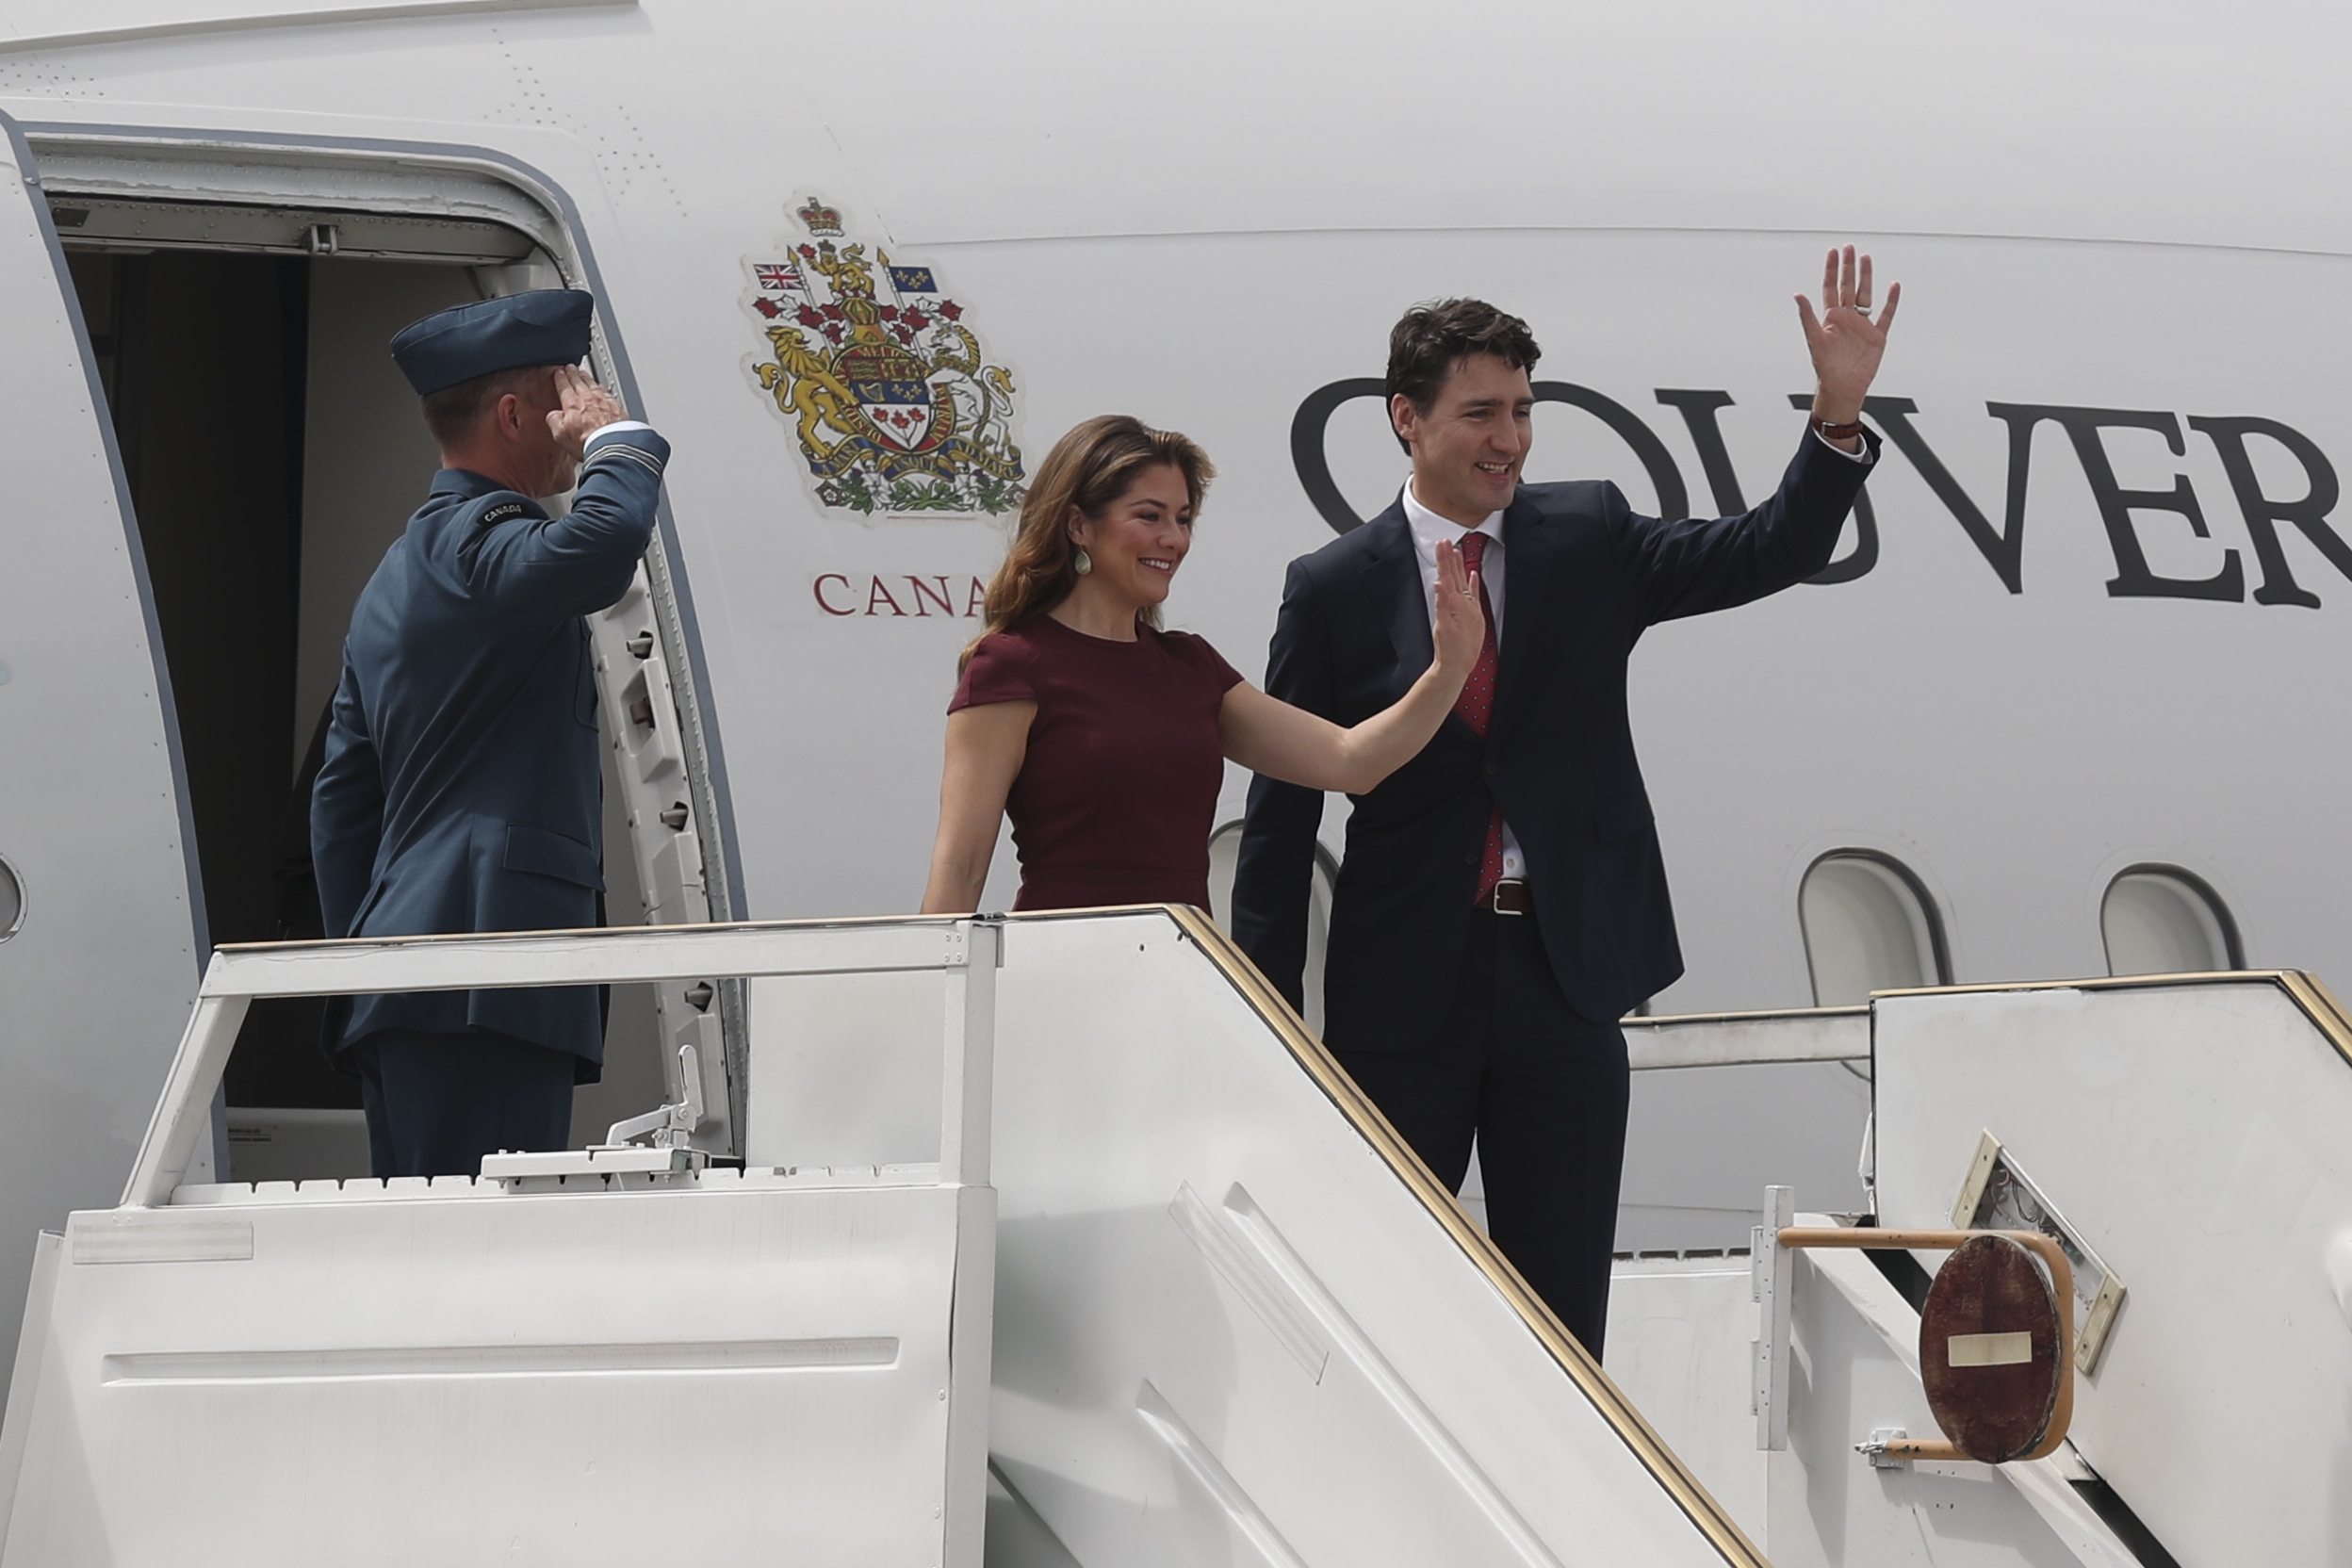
1217;535;1491;796
1431;536;1487;674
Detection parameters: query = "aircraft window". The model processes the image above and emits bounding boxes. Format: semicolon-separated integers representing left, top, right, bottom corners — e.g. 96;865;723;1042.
1799;851;1950;1005
1206;820;1338;1035
0;854;21;942
2101;866;2241;975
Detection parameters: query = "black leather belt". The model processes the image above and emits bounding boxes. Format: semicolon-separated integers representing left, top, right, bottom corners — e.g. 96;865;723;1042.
1489;878;1531;915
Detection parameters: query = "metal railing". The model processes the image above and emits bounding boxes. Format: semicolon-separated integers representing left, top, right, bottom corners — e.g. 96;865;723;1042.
121;917;1001;1208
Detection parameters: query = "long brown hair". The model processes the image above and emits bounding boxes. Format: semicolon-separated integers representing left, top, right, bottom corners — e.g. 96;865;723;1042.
959;415;1217;672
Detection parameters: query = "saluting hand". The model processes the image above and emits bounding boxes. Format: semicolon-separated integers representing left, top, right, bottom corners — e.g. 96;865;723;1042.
1430;537;1486;675
1796;244;1900;427
545;364;629;463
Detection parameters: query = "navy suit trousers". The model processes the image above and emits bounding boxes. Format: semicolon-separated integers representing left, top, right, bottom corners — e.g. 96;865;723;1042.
352;1027;577;1179
1332;909;1629;1357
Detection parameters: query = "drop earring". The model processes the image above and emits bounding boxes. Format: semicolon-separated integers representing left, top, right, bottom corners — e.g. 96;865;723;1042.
1073;547;1093;576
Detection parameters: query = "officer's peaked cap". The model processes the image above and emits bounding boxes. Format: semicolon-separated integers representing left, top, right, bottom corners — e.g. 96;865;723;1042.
390;288;596;396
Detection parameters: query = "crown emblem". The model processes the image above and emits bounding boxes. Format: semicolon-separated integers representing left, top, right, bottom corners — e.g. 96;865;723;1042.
795;197;844;237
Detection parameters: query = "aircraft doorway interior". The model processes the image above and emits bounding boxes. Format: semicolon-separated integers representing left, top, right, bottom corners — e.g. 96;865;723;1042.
58;227;667;1177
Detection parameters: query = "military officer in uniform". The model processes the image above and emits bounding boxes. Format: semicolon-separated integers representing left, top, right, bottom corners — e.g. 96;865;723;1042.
312;289;672;1178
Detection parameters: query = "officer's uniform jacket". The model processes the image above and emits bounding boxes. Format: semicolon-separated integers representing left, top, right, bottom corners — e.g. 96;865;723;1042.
312;425;671;1070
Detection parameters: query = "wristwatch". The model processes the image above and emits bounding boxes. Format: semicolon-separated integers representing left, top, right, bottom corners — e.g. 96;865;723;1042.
1813;416;1866;442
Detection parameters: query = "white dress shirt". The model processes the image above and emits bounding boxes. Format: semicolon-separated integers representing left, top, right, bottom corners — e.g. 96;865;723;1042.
1401;482;1527;882
1817;427;1872;464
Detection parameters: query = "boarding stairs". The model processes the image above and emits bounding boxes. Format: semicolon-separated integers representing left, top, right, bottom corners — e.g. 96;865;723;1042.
0;910;1763;1567
1610;971;2352;1568
8;908;2330;1566
0;921;1001;1566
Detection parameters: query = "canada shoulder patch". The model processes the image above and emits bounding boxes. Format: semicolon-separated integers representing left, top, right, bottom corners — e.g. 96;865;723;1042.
477;500;530;527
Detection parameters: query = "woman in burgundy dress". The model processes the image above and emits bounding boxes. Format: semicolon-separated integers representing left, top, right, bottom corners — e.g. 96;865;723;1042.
921;415;1483;916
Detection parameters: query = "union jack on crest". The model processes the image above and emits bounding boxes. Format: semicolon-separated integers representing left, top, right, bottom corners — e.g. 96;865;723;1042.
755;263;804;292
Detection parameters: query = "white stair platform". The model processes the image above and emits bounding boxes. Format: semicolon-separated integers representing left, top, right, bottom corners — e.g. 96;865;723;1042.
0;920;1002;1568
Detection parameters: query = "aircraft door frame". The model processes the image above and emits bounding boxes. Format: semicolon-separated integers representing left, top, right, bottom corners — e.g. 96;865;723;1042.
21;122;751;1154
0;106;213;1397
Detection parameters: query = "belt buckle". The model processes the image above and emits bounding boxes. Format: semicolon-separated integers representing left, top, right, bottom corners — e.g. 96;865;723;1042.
1490;878;1527;916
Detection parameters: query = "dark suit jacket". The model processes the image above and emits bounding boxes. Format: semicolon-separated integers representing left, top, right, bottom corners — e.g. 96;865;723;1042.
311;426;671;1069
1233;431;1877;1049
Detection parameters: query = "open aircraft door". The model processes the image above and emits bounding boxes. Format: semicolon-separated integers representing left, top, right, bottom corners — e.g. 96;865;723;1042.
0;111;206;1395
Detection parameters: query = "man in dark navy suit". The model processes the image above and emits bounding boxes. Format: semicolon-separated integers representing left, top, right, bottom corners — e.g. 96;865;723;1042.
312;289;671;1178
1233;248;1898;1353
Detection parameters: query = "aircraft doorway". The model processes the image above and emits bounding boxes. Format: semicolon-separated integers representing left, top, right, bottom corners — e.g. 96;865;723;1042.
56;210;691;1172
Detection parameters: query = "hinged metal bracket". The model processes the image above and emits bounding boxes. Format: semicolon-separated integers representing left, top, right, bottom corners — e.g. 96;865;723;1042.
597;1031;716;1152
1856;1428;1909;1469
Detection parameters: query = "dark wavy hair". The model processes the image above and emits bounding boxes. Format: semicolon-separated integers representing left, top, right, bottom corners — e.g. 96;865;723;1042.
960;415;1217;672
1385;299;1541;451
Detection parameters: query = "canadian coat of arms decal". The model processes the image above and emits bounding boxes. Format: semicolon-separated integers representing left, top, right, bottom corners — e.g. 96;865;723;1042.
745;197;1025;516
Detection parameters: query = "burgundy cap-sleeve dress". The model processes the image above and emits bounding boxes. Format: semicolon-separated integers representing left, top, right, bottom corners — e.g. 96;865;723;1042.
949;613;1245;911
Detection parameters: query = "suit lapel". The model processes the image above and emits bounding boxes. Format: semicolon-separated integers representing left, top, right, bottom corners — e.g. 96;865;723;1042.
1356;502;1431;687
1493;491;1558;739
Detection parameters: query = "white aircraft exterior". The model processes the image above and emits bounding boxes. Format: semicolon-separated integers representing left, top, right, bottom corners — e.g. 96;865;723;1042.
0;3;2345;1559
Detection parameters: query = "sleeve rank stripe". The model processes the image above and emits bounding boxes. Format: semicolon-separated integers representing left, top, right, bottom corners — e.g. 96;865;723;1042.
584;443;666;477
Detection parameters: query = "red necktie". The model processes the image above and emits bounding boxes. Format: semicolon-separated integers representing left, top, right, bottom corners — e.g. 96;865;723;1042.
1452;531;1508;904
